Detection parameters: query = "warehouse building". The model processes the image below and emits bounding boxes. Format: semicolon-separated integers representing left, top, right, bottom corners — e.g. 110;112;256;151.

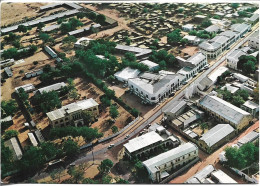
114;67;140;83
34;82;66;95
198;124;235;153
4;137;23;160
198;95;252;131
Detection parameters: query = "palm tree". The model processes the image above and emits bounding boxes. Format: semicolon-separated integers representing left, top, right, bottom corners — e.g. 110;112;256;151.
200;122;208;134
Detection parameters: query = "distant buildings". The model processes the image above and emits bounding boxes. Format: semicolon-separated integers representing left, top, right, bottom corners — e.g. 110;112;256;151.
198;124;235;153
34;82;66;95
143;142;198;182
199;23;251;58
183;35;200;45
198;95;252;130
74;37;93;49
115;44;152;60
186;165;237;183
128;72;184;104
46;98;99;127
182;24;194;32
124;126;180;160
204;25;220;34
25;69;43;79
226;48;248;70
114;67;140;83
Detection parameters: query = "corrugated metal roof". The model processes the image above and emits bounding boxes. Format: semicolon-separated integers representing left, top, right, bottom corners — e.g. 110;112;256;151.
37;82;66;94
238;131;259;145
186;165;215;183
143;142;197;174
124;131;164;153
200;124;234;147
211;170;237;183
164;100;187;114
199;95;250;125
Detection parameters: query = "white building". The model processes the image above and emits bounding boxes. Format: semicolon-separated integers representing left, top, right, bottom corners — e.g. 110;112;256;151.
74;37;93;49
220;83;239;94
241;100;259;117
163;100;187;121
34;82;66;95
226;49;248;70
124;127;180;159
208;66;228;84
4;137;23;160
128;72;184;104
4;67;13;77
182;24;194;32
204;25;220;34
25;69;43;79
15;84;35;94
46;98;99;127
44;45;57;58
143;142;198;182
114;67;140;83
211;170;237;183
199;23;250;58
177;52;207;81
183;35;201;45
140;60;159;71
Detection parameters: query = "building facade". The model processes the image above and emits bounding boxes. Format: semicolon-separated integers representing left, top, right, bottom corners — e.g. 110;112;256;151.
198;95;252;131
143;142;198;182
46;98;99;127
128;72;185;104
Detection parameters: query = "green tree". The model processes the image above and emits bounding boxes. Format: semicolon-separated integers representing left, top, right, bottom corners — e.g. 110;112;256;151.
237;55;256;71
96;14;106;25
102;175;112;184
189;30;197;36
82;178;98;184
60;23;72;34
63;36;77;44
110;105;119;119
124;52;136;62
231;3;239;9
134;161;148;180
238;11;248;17
159;60;167;69
213;15;220;19
50;168;63;183
2;47;18;59
1;99;18;117
101;96;111;107
69;89;79;100
12;40;21;48
37;22;45;30
143;8;148;13
39;32;50;43
34;91;61;113
98;159;113;174
63;139;79;157
17;88;29;102
40;142;59;161
235;89;249;101
131;108;139;117
180;38;188;45
231;95;245;107
82;111;93;126
3;130;18;140
67;166;84;183
201;19;212;28
116;178;129;184
77;12;85;19
125;37;131;45
200;122;208;134
17;25;28;33
253;84;259;103
167;29;182;45
242;60;256;74
178;8;184;13
111;125;118;133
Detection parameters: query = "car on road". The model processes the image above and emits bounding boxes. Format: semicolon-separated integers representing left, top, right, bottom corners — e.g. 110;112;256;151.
124;135;130;139
108;144;115;149
182;81;188;85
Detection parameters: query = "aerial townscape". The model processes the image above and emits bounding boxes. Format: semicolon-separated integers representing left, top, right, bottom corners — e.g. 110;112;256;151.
1;1;259;184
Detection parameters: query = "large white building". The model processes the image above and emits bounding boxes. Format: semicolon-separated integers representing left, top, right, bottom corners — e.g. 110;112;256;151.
226;48;248;70
199;23;251;58
128;72;185;104
114;67;140;83
34;82;66;95
46;98;99;127
248;30;259;49
143;142;198;182
177;52;207;81
124;126;180;159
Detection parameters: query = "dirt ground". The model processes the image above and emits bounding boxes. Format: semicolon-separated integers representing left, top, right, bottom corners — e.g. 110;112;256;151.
181;46;199;56
1;50;54;101
108;83;126;98
120;91;155;116
1;3;46;26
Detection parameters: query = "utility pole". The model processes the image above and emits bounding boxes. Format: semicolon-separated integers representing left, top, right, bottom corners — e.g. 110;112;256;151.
92;150;94;165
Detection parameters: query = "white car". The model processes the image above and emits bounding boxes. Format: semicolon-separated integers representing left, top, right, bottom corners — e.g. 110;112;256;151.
108;144;115;149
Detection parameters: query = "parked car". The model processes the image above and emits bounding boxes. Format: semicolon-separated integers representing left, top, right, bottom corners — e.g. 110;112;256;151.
108;144;115;149
124;135;130;139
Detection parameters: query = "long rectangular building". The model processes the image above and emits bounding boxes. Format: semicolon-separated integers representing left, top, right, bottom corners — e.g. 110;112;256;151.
198;95;252;130
46;98;99;127
143;142;198;182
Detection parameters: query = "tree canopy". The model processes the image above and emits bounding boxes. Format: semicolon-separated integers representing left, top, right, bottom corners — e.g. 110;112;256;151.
98;159;113;174
167;29;182;45
34;90;61;113
1;99;18;118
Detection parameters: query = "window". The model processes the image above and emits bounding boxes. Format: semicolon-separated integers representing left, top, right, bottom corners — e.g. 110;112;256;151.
55;121;58;124
151;97;155;100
